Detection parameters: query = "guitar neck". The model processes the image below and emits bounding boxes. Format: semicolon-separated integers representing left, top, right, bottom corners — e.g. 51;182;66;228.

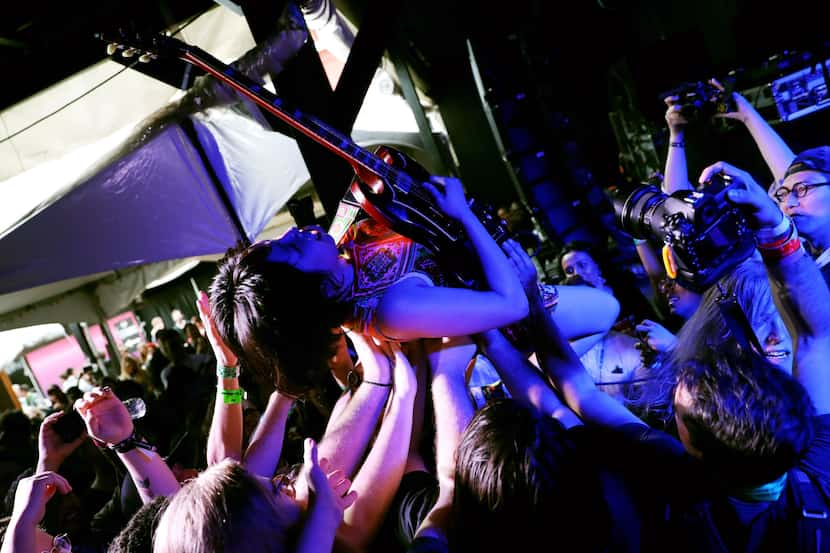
179;46;413;188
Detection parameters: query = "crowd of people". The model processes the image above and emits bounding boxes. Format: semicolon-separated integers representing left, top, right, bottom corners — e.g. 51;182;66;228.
1;13;830;553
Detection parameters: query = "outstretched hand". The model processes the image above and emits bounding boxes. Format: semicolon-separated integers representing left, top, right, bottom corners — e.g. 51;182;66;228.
197;290;238;369
9;471;72;527
37;411;87;472
502;238;539;296
698;161;784;229
710;78;751;123
75;387;133;447
663;95;689;134
304;438;357;519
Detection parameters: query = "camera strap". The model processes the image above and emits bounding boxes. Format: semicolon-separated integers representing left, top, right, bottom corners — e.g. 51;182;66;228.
715;283;765;356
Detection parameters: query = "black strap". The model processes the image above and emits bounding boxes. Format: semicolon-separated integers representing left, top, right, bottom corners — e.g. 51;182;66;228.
792;469;830;553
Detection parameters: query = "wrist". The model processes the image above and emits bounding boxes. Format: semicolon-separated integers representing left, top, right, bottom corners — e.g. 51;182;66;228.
669;129;686;140
36;458;60;474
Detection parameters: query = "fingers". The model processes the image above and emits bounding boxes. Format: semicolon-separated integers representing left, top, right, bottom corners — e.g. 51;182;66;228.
421;180;439;202
304;437;319;470
42;412;64;428
708;77;724;91
698;161;728;185
36;472;73;495
342;490;358;508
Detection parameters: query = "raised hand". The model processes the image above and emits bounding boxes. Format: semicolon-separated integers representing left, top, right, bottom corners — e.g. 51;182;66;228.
347;332;393;386
37;412;87;473
664;95;689;135
699;161;784;229
303;438;357;526
9;471;72;527
75;387;133;446
197;290;238;369
502;238;539;297
635;319;677;353
710;78;751;123
422;176;472;222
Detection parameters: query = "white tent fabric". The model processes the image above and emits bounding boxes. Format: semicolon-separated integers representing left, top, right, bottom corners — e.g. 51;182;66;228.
0;2;431;335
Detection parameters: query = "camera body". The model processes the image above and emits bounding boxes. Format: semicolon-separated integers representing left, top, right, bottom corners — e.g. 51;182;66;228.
661;80;737;121
613;176;755;290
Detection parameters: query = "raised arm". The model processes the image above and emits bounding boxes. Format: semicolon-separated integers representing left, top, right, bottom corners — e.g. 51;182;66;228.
662;96;693;193
478;329;581;428
712;81;795;184
376;178;528;341
76;388;180;504
337;342;416;553
198;292;243;465
1;472;72;553
412;336;477;545
701;161;830;414
513;241;640;428
242;390;294;477
317;332;392;479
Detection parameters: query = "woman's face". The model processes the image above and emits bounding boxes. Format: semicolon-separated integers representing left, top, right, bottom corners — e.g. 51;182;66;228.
267;226;342;275
664;281;701;320
560;250;605;289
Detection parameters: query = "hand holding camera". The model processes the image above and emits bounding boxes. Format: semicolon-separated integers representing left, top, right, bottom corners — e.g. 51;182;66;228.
699;161;784;230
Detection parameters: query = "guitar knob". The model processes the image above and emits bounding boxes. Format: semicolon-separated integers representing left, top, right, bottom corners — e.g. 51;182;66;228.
122;48;138;58
138;53;155;63
106;43;119;56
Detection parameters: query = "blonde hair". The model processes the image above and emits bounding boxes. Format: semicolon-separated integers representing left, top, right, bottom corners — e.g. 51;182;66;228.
153;460;290;553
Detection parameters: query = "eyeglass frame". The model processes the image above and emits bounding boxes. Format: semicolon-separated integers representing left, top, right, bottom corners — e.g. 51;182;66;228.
772;180;830;203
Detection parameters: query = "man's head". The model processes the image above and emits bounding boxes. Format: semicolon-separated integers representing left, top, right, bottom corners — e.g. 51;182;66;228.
776;146;830;250
673;347;814;487
453;399;610;551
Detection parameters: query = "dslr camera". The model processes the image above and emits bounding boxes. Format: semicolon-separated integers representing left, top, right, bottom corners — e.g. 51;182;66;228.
660;79;737;121
612;175;755;290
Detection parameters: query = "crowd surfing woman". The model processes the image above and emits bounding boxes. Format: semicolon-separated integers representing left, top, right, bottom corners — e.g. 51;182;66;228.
208;177;619;396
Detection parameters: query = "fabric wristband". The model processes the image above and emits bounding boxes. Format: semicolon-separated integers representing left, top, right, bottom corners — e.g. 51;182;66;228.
217;365;240;379
756;214;794;247
759;238;803;262
220;388;246;405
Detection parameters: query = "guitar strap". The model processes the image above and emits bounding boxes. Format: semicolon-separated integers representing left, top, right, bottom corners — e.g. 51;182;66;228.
329;183;364;246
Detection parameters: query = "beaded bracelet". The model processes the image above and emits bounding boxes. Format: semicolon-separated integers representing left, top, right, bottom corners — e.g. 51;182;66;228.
217;365;240;379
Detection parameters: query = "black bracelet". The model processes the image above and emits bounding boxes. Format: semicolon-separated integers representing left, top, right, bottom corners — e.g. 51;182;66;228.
109;432;156;454
670;141;685;148
346;370;392;390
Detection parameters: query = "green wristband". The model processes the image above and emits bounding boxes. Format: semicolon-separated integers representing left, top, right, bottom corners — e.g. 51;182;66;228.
217;365;240;379
220;388;246;405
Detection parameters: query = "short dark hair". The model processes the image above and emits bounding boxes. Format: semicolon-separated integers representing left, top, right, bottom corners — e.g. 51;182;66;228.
676;347;815;486
209;242;348;396
452;399;610;551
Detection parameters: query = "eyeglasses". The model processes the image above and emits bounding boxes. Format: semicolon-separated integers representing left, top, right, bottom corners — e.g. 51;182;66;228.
43;533;71;553
772;180;830;203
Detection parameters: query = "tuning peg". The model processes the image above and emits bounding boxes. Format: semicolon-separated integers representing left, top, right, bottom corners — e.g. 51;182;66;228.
122;47;137;58
106;43;119;55
138;52;155;63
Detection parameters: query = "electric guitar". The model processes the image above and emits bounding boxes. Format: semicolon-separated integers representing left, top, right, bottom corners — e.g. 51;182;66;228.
98;30;510;286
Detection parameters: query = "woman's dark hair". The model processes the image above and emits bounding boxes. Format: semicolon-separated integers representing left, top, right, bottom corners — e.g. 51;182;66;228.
210;242;348;396
452;399;610;552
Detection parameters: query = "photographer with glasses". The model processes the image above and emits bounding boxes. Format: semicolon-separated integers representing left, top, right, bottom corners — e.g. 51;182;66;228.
773;147;830;284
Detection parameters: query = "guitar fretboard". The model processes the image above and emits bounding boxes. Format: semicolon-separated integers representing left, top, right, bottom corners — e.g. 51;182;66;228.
180;47;429;201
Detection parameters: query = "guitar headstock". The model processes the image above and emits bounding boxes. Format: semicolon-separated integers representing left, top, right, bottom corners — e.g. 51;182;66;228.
95;29;190;64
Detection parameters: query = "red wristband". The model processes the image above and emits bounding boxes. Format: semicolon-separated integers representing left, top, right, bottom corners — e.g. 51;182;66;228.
760;238;802;262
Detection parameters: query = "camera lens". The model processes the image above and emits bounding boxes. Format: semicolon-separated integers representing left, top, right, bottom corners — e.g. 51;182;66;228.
612;184;668;239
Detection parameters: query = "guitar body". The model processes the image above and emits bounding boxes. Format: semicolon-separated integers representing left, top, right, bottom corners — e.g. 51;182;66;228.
347;146;509;288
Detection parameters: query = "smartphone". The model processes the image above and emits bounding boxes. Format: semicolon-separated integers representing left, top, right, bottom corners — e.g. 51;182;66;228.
51;410;86;443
